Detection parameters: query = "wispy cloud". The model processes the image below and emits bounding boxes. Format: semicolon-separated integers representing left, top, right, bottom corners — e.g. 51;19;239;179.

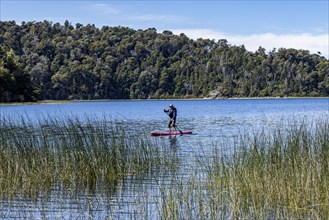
130;14;192;23
89;3;121;15
87;2;193;25
172;29;329;58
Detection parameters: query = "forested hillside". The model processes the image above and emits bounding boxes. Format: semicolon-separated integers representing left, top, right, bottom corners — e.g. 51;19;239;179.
0;20;328;102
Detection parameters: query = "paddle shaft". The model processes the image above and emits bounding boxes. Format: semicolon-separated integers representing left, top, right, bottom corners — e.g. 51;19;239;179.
164;112;181;133
176;125;183;134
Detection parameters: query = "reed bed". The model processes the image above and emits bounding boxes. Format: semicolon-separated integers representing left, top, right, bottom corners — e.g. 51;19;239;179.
2;113;329;219
158;121;329;219
0;114;177;197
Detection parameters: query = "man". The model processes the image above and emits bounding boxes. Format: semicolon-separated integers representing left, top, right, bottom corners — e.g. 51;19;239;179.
164;104;177;133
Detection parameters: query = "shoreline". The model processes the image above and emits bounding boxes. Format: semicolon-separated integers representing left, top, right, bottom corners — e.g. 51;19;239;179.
0;96;328;106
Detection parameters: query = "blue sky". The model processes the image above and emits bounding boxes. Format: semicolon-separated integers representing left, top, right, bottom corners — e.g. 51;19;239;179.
1;0;328;58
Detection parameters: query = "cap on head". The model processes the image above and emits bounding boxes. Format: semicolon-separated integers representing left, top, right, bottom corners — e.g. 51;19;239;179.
169;104;173;108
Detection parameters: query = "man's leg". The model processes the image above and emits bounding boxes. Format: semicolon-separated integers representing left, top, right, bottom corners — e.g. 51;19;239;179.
173;119;177;132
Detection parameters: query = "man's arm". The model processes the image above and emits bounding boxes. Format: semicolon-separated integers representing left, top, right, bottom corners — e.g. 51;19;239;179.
173;108;177;118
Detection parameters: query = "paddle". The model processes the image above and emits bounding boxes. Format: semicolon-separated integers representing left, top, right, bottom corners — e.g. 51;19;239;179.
176;124;183;134
163;107;182;134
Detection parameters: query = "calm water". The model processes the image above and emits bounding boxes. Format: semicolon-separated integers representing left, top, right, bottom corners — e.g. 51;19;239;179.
0;98;328;218
1;98;328;146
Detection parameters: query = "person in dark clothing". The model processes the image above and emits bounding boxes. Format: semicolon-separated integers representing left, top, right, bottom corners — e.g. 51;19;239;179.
163;104;177;133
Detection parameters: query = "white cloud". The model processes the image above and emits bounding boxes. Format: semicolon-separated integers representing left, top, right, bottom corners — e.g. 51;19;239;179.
87;3;193;27
130;14;192;23
90;3;121;15
172;29;329;58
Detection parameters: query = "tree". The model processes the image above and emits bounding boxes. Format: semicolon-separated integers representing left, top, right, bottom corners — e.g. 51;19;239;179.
0;20;327;102
0;47;38;102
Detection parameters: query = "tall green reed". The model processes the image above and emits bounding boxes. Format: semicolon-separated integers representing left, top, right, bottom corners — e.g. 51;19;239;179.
156;120;329;219
204;121;329;219
0;114;176;197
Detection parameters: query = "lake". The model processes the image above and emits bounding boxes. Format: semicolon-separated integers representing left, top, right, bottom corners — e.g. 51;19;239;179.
0;98;328;218
1;98;328;149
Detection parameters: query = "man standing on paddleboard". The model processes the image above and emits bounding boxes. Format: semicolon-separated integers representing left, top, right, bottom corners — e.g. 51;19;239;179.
164;104;177;133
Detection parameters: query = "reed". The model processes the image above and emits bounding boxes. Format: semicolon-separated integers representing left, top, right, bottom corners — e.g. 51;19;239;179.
157;121;329;219
203;121;329;219
2;113;328;219
0;114;176;197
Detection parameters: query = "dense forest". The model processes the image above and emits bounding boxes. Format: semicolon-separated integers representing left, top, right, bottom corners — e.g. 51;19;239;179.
0;20;328;102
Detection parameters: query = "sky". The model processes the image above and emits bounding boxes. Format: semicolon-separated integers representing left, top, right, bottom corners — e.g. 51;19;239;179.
1;0;328;58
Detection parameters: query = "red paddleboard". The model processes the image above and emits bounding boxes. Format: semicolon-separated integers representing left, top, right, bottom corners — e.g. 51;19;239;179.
150;130;192;136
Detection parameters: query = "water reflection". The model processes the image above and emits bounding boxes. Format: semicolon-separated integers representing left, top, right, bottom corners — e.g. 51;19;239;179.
169;136;178;148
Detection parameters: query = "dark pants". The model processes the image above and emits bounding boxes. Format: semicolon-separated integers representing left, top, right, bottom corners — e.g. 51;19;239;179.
168;118;176;128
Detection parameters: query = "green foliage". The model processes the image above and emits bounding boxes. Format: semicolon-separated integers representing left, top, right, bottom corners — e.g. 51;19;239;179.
0;46;38;102
0;21;328;102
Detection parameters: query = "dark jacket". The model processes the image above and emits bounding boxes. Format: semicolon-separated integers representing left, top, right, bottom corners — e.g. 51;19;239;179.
164;107;177;119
